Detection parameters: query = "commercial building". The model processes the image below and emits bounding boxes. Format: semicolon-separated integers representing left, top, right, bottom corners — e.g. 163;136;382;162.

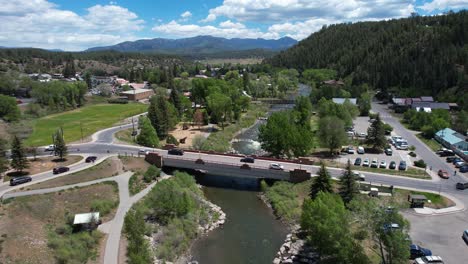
120;88;154;101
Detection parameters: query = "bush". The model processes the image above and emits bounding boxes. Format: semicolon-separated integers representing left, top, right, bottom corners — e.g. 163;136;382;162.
166;134;179;145
409;151;417;157
90;199;117;216
414;159;427;168
47;230;102;263
409;145;416;151
143;165;160;183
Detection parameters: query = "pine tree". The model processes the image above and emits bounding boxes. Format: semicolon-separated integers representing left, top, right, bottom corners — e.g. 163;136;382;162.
137;116;160;148
243;71;250;93
54;129;68;160
170;86;182;116
338;159;359;205
148;95;170;139
367;113;387;151
10;135;29;172
310;161;332;199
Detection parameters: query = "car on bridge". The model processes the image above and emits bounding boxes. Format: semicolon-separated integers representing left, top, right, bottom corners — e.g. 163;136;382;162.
410;244;432;260
45;145;54;151
438;169;449;179
53;166;70;174
456;182;468;190
269;163;284;170
240;157;255;163
168;148;184;156
353;172;365;181
10;176;32;186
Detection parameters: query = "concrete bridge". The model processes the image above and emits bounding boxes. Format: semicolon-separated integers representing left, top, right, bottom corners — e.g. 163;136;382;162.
145;153;311;183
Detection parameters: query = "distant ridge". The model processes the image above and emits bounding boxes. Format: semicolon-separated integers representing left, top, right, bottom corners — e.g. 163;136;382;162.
86;35;297;54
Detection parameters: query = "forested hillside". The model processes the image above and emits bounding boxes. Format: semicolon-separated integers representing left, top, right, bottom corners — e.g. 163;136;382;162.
0;48;184;74
267;11;468;107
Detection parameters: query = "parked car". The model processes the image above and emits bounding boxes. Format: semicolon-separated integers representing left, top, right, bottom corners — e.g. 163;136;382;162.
397;143;409;150
371;159;378;168
10;176;32;186
414;256;444;264
438;169;449;179
353;172;366;181
382;223;400;232
363;158;370;167
379;160;387;169
53;166;70;174
389;161;397;170
455;161;466;168
269;163;284;170
456;182;468;190
240;157;255;163
354;158;362;166
410;244;432;259
85;156;97;163
446;156;457;163
358;132;367;138
385;148;393;156
452;158;462;165
463;230;468;243
347;146;355;154
460;165;468;173
357;146;365;154
399;161;407;171
45;145;55;151
168;148;184;155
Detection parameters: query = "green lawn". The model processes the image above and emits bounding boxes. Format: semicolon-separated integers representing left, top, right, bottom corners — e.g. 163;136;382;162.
25;103;147;146
416;133;441;152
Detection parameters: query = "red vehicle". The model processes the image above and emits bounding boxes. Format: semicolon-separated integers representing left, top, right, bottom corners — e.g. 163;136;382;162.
437;169;449;179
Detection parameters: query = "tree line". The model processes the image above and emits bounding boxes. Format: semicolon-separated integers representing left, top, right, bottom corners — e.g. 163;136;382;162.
267;11;468;110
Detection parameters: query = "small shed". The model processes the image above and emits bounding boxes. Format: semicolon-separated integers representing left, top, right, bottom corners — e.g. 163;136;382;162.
73;212;101;231
408;194;427;208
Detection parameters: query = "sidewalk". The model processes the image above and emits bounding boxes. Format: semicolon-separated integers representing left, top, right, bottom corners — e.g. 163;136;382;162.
412;192;465;216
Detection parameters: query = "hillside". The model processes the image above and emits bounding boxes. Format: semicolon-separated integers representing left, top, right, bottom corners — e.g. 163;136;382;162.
86;35;297;54
267;11;468;108
0;49;184;74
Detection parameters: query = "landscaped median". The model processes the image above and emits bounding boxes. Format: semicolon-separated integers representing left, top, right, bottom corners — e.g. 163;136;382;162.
328;161;431;179
25;103;147;146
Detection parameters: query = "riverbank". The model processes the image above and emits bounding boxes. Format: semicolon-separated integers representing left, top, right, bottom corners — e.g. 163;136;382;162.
123;172;226;264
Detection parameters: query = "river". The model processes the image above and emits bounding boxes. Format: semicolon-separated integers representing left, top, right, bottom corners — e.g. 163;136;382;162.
190;176;288;264
189;84;311;264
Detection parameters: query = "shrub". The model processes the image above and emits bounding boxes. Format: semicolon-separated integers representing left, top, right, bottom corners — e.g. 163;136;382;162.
47;230;102;263
166;134;179;145
108;98;129;104
143;165;160;183
90;199;117;216
414;159;427;168
409;145;416;151
409;151;417;157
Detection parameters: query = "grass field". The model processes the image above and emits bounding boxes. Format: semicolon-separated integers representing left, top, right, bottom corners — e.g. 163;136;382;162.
416;133;441;152
115;128;137;145
25;103;147;146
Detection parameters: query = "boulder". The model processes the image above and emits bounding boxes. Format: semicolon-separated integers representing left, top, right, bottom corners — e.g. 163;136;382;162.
273;258;281;264
284;242;292;250
282;259;293;264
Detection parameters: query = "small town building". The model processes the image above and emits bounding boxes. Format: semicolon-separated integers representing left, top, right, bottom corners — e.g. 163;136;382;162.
332;98;357;105
73;212;100;231
408;194;427;208
121;88;154;101
322;80;345;86
435;128;468;161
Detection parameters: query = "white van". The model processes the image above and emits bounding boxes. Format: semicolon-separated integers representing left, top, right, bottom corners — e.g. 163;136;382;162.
357;146;365;154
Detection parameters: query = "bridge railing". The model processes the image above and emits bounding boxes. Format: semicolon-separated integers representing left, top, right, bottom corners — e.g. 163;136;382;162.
163;155;289;171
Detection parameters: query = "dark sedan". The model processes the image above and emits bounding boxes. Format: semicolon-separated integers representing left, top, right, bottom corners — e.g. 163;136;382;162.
53;166;70;174
240;157;255;163
354;158;362;166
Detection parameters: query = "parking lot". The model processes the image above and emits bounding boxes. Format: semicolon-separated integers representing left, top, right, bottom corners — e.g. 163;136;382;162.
402;209;468;264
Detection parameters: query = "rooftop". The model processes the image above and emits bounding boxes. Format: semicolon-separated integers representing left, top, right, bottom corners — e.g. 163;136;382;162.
73;212;100;225
332;98;357;105
121;88;153;95
436;128;467;145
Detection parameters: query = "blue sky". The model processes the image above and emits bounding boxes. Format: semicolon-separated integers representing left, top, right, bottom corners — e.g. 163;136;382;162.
0;0;466;50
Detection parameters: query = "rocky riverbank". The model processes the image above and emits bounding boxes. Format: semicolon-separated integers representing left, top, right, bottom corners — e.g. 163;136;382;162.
273;228;318;264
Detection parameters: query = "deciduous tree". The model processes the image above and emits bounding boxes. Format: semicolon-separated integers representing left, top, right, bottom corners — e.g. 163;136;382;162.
318;116;348;154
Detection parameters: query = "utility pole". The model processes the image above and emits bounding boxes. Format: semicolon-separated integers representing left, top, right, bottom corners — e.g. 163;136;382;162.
80;122;83;142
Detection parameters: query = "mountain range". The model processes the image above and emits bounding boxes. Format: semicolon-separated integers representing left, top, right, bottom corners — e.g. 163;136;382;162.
86;35;297;54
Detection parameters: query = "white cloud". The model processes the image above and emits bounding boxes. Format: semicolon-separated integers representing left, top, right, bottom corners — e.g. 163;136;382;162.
419;0;468;12
181;11;192;18
208;0;416;23
0;0;144;50
152;20;278;39
200;13;217;23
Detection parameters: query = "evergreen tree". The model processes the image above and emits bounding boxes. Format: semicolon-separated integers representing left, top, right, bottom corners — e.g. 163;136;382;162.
338;159;359;205
242;71;250;93
310;161;332;199
137;116;160;148
148;95;170;138
10;135;29;172
54;129;68;160
367;113;387;151
170;87;183;116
